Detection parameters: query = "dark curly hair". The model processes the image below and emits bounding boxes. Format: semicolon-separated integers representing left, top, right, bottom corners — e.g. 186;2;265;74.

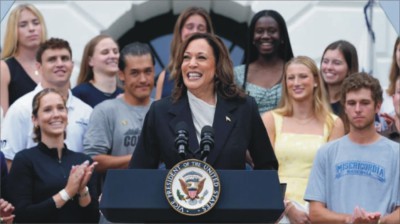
36;37;72;63
340;72;383;107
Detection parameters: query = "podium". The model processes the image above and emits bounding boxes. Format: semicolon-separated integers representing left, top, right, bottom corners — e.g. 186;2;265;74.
100;169;284;223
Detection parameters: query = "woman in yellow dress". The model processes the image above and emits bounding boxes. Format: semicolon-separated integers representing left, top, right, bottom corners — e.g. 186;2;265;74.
262;56;344;224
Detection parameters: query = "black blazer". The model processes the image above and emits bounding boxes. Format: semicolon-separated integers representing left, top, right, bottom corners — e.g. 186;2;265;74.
130;93;278;170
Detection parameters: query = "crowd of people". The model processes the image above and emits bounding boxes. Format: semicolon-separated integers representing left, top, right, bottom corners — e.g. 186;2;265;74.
0;3;399;224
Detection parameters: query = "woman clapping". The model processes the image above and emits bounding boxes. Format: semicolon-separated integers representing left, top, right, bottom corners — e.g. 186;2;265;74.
6;88;99;223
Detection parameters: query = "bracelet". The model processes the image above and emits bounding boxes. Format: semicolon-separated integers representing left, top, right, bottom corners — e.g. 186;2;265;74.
78;186;89;198
59;189;71;202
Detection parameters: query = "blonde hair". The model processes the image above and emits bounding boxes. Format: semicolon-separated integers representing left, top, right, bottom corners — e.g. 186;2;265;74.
275;56;334;131
1;4;47;59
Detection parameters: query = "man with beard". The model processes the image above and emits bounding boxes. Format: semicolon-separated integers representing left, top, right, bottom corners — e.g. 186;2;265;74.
304;72;400;224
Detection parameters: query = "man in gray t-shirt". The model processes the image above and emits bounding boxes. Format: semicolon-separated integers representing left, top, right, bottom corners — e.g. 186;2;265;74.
304;73;400;224
84;42;155;176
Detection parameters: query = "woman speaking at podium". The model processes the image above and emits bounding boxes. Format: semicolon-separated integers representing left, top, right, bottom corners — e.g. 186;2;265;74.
129;33;278;170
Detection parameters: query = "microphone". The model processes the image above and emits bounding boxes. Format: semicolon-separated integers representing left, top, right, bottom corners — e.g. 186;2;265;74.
175;122;189;160
200;126;214;160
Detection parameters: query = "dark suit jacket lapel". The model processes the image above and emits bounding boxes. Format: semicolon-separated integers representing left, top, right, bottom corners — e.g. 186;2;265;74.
207;95;238;165
168;95;199;154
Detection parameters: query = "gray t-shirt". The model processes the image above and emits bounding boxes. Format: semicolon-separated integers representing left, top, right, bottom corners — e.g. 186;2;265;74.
84;98;152;157
304;135;400;216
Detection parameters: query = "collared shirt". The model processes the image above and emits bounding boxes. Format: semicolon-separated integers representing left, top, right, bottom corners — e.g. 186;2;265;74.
1;84;92;160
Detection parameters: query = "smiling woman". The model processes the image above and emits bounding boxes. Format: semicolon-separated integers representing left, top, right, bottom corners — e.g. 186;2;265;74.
181;38;216;103
320;40;358;116
129;33;278;171
32;89;68;142
6;88;99;223
72;35;123;108
234;10;294;114
262;56;345;224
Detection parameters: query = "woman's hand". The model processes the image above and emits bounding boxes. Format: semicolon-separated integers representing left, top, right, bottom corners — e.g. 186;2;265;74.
79;161;98;192
287;205;311;224
0;198;15;224
65;161;88;197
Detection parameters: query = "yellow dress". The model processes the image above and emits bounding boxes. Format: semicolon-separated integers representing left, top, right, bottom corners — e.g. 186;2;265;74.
272;111;336;204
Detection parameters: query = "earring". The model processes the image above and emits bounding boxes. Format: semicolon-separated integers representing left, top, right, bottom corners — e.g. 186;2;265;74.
314;84;318;88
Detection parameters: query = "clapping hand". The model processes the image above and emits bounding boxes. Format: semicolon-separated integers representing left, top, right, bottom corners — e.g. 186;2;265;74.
351;206;381;224
65;160;97;197
0;198;15;224
78;160;98;192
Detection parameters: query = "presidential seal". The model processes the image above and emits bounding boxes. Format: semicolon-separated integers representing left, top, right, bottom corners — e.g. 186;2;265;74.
165;159;220;216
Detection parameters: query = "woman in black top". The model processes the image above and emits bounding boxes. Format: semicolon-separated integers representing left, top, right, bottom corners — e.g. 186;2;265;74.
1;4;48;114
6;88;99;223
0;151;15;224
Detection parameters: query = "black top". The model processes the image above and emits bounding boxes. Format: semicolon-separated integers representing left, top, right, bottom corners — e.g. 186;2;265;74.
6;57;37;106
330;101;341;116
161;70;174;98
0;151;8;197
130;94;278;170
6;142;99;223
72;82;123;108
